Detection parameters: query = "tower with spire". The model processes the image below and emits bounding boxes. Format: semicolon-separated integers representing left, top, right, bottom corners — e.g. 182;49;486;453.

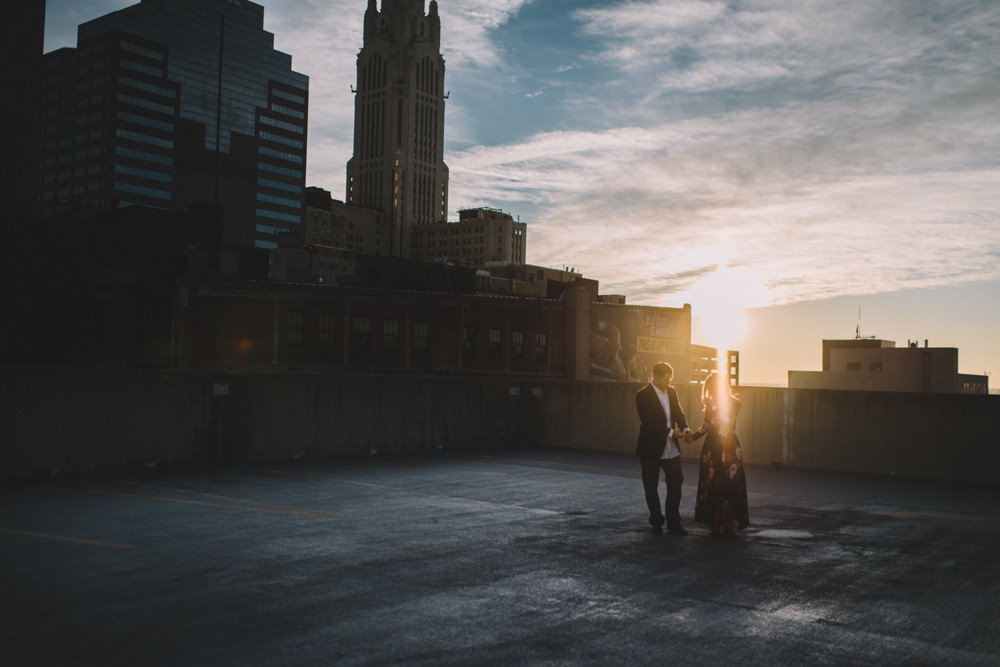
346;0;449;258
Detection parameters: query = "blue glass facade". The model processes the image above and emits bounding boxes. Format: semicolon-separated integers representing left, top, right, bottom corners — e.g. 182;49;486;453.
38;0;308;250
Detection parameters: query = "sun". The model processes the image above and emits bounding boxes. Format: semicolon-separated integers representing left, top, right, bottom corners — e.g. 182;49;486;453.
689;266;771;356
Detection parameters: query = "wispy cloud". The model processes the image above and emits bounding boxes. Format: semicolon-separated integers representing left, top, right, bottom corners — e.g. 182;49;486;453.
439;0;531;69
448;0;1000;307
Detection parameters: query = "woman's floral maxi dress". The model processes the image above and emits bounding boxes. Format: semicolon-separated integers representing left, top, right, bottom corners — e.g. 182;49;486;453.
694;397;750;534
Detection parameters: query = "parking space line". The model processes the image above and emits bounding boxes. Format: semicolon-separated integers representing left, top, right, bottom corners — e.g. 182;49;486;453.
0;527;135;550
116;480;351;520
260;468;503;504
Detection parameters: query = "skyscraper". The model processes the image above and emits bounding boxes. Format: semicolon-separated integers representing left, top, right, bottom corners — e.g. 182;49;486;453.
37;0;308;250
0;1;46;215
346;0;449;258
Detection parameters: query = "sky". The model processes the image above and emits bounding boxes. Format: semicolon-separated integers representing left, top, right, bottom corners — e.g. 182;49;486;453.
45;0;1000;387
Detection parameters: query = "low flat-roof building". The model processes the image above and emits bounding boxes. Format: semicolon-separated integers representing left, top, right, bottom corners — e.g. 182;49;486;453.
789;338;988;394
410;207;526;267
304;187;379;256
478;263;595;300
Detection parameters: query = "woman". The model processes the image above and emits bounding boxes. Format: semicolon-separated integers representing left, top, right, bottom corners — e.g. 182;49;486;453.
691;372;749;536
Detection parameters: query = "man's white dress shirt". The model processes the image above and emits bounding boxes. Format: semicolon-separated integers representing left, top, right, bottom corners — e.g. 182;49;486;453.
653;383;681;460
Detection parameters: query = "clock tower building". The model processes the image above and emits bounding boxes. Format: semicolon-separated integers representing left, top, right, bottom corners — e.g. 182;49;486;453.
346;0;449;258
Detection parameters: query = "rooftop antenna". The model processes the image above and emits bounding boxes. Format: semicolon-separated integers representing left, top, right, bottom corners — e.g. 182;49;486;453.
855;306;861;340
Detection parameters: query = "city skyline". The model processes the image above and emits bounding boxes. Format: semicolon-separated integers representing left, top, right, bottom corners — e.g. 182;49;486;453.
44;0;1000;387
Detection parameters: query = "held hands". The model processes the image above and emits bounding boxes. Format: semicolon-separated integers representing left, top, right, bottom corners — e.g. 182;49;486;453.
670;427;695;444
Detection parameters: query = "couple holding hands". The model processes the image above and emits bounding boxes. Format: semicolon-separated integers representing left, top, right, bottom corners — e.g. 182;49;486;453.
635;362;749;537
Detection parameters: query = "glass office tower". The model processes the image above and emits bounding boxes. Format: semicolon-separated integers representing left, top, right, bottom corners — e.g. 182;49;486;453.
38;0;308;250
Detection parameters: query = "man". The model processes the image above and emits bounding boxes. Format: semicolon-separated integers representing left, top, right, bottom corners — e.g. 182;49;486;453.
635;362;692;535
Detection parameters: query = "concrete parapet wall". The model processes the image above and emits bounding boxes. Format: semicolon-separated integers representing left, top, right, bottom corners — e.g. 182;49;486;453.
2;367;998;485
786;389;999;484
0;368;515;477
0;367;215;476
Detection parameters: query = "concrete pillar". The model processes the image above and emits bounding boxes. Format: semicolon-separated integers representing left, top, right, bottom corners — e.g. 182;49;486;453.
564;287;591;380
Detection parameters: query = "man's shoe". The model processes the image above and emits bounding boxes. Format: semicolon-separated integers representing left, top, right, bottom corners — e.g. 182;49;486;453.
667;527;689;536
650;525;663;535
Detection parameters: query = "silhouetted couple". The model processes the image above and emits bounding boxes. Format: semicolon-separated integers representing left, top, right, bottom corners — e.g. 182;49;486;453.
635;362;749;537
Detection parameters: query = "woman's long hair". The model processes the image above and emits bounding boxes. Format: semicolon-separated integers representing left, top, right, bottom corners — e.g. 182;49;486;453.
702;372;738;425
701;372;733;402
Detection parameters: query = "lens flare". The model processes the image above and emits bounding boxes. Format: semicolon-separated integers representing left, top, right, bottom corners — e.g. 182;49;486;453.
690;266;771;366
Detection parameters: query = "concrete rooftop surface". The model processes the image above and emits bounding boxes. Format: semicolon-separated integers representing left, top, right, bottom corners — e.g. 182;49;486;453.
2;448;999;666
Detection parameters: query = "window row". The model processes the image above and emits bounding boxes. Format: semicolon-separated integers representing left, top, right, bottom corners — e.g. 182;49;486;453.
114;163;172;182
257;208;301;224
847;362;883;372
259;145;303;164
280;313;549;361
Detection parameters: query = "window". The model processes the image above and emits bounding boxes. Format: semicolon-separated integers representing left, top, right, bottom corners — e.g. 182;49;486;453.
117;111;173;132
257;177;301;193
257;192;301;208
870;362;882;372
119;75;176;99
318;314;336;346
272;88;307;105
847;362;861;372
114;182;170;200
512;330;524;357
535;332;548;358
258;162;302;178
413;321;429;352
259;131;303;149
383;318;400;352
284;310;304;346
463;326;475;354
488;328;502;359
114;164;171;182
118;93;174;115
255;224;290;236
259;146;304;164
116;146;172;165
257;208;300;224
121;41;164;61
353;317;371;349
120;58;161;77
260;116;304;134
116;128;173;148
271;103;304;119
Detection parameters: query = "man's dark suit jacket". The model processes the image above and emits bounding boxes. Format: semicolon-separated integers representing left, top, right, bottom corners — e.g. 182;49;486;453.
635;383;689;461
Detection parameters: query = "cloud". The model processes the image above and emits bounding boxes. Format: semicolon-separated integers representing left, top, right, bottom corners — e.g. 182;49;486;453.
439;0;532;69
449;97;1000;307
446;0;1000;308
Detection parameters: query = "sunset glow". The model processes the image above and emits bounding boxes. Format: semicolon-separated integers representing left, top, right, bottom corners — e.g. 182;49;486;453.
688;266;772;355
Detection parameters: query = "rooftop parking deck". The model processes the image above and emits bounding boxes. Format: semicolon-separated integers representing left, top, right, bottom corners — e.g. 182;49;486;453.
3;449;999;665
